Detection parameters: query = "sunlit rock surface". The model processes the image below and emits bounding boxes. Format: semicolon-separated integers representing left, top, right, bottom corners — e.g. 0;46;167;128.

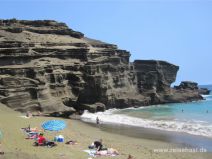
0;19;204;116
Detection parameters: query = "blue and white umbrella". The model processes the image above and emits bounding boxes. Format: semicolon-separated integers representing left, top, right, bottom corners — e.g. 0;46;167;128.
42;120;67;131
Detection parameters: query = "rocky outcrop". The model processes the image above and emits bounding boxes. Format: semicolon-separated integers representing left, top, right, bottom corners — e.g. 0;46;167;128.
0;19;83;38
198;88;210;95
174;81;198;90
0;19;205;116
174;81;210;95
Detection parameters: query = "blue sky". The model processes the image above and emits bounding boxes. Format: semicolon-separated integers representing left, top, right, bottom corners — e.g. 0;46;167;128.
0;0;211;85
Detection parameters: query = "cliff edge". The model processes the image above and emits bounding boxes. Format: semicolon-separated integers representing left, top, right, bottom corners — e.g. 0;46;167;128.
0;19;206;116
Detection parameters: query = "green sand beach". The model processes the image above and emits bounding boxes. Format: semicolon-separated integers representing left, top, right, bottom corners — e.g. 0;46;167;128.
0;103;211;159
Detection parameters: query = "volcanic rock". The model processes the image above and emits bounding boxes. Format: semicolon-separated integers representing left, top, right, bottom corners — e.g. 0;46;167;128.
0;19;204;116
174;81;210;95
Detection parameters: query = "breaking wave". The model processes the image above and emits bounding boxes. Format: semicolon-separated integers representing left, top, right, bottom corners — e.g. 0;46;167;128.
202;94;212;101
81;109;212;138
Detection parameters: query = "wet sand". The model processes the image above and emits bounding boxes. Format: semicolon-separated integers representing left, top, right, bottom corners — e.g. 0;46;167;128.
95;123;212;152
0;103;212;159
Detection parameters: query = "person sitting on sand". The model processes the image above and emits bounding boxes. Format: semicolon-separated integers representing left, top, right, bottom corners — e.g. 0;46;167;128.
89;139;104;150
37;133;46;145
94;139;104;151
89;139;108;151
34;134;56;147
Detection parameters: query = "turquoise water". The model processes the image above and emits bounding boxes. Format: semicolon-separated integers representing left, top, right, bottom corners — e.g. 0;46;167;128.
118;94;212;123
81;86;212;151
113;91;212;137
82;86;212;137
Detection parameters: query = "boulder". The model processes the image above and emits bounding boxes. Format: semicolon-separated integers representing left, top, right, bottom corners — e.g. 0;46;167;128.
198;88;210;95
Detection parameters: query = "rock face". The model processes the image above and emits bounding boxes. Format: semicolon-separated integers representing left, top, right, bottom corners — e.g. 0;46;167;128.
174;81;210;95
0;19;204;116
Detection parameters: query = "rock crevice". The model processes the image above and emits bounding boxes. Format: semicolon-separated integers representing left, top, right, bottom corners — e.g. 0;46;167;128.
0;19;208;116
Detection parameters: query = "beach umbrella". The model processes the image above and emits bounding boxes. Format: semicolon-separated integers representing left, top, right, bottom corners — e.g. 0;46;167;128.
41;120;66;131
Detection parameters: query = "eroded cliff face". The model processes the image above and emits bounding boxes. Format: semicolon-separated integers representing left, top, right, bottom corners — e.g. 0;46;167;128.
0;19;203;116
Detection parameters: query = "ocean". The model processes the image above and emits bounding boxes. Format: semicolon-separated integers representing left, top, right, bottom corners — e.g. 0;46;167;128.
81;85;212;151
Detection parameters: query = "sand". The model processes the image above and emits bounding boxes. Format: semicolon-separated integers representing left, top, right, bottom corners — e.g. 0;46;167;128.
0;103;211;159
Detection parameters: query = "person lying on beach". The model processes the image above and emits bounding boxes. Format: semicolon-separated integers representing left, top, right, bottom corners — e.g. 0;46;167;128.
21;125;31;132
65;140;78;145
22;125;38;132
26;131;39;139
95;148;119;156
21;125;40;139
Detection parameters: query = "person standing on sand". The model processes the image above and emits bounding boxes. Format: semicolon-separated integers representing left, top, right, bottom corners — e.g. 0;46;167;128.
96;117;100;125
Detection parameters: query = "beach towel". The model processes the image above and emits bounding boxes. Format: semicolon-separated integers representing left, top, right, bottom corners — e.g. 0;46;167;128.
83;150;96;157
84;149;118;157
19;115;31;119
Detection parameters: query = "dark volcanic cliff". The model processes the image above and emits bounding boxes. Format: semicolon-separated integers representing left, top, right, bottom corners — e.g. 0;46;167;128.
0;19;204;116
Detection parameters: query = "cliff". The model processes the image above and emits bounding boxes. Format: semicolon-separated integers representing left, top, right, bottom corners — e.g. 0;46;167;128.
0;19;205;116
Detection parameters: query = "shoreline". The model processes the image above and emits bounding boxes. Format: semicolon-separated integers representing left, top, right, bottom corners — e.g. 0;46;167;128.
83;122;212;152
0;104;212;159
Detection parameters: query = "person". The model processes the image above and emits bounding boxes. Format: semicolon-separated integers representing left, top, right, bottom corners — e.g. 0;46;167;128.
26;131;39;139
127;154;134;159
95;148;119;156
96;117;100;125
21;124;31;132
65;140;77;145
107;148;119;155
89;139;107;151
0;142;4;155
26;111;32;118
94;139;103;151
37;133;46;145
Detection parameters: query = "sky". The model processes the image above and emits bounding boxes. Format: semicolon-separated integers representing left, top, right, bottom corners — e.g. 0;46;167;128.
0;0;211;85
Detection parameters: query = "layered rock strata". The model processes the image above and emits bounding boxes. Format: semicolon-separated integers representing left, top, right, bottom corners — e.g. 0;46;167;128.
0;19;206;116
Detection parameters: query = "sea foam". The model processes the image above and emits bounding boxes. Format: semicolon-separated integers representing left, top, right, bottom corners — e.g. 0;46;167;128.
81;109;212;138
202;94;212;101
